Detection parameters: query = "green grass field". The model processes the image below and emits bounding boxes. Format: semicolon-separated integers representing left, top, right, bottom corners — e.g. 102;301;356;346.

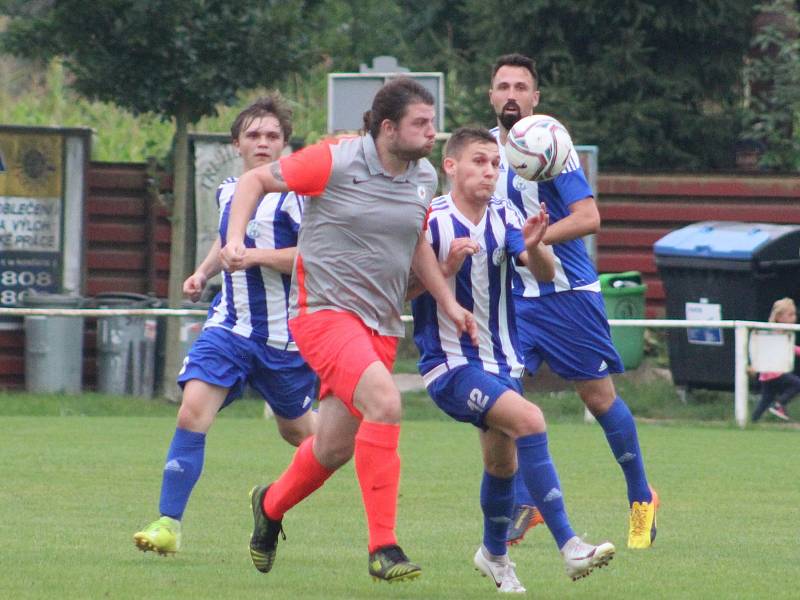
1;393;797;599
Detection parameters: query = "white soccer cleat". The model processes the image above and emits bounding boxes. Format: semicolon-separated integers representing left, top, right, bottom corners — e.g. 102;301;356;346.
560;536;615;581
473;546;526;593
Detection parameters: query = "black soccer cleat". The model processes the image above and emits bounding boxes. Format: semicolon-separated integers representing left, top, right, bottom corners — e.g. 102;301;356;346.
368;544;422;583
248;484;285;573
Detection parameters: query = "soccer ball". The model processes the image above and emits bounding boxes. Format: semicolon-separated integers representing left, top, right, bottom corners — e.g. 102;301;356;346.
504;115;574;181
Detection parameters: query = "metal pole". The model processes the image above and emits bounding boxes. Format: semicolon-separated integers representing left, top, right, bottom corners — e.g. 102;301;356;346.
734;323;749;428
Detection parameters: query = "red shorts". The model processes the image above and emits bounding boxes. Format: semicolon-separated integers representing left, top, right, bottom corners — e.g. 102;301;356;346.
288;310;398;418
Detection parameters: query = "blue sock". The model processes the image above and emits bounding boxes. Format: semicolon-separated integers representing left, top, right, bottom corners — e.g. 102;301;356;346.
512;469;535;507
158;428;206;520
516;432;575;549
597;397;651;504
480;471;514;556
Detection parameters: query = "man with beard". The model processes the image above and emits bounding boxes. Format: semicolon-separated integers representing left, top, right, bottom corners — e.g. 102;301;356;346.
221;78;478;583
488;54;658;550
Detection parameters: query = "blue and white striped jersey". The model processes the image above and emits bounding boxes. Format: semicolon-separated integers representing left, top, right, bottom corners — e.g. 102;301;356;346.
412;193;526;384
205;177;302;350
491;126;599;297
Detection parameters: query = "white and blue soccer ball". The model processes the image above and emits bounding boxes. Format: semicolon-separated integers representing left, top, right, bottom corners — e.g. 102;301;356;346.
504;114;574;182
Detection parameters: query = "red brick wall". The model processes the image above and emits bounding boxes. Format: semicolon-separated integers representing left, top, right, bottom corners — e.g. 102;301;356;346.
0;162;171;389
2;167;799;389
86;162;172;297
596;174;800;317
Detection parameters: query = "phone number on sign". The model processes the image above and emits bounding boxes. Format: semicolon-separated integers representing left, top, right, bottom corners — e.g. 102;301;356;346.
1;270;55;305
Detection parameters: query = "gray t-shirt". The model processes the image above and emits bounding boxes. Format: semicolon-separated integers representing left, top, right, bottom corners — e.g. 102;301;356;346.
282;134;438;336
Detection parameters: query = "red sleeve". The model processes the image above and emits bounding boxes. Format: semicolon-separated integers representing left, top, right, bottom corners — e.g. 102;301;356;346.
279;141;334;196
422;205;433;231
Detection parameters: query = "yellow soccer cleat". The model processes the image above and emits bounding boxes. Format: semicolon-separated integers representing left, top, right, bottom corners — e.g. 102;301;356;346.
368;544;421;583
628;486;659;549
134;516;182;555
507;504;545;546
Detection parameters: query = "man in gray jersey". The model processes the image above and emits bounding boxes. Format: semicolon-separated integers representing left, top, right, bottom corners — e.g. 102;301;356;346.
222;78;477;584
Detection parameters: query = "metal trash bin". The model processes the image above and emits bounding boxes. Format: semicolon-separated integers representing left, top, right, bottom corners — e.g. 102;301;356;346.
23;292;84;394
94;292;161;397
178;300;211;359
654;221;800;389
599;271;647;369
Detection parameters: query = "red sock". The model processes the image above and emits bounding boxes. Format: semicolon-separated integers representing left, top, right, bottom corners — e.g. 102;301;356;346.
354;420;401;552
263;436;334;520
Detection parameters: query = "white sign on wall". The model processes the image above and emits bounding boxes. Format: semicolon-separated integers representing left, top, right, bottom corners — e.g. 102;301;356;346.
0;126;90;314
686;300;723;346
0;197;60;251
191;135;244;287
328;56;444;133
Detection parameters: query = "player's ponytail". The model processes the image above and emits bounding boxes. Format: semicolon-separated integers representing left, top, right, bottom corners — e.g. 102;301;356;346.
362;110;372;135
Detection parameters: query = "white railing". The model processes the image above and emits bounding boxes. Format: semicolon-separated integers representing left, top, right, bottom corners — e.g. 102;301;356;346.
1;307;798;428
606;318;800;428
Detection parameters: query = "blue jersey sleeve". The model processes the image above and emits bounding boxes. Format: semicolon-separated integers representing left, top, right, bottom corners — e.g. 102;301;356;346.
428;218;441;257
553;167;593;207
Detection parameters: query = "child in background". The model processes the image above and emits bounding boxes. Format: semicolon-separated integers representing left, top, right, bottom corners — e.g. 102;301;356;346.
752;297;800;422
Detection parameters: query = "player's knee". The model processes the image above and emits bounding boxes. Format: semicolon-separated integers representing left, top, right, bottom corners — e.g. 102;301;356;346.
484;458;516;479
314;437;354;469
509;403;545;438
278;426;307;447
176;401;213;432
358;390;402;424
577;378;616;415
277;414;315;447
582;392;614;416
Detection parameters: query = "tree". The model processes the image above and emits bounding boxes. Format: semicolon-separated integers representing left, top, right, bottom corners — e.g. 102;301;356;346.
742;0;800;171
2;0;310;398
442;0;757;171
312;0;752;171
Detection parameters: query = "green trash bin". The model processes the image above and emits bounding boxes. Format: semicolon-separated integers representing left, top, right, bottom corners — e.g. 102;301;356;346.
599;271;647;369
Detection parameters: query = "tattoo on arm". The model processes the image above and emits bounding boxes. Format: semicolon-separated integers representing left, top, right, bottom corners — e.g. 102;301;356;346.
405;270;425;301
269;161;285;183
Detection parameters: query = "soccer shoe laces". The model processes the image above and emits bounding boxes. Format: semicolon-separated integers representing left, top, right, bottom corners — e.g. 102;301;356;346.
497;559;524;592
630;502;649;537
380;545;408;564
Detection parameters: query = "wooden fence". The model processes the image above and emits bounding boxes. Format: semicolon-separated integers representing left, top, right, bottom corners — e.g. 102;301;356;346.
1;165;799;389
596;173;800;316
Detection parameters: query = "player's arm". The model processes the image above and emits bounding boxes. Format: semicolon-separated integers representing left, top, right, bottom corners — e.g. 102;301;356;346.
183;238;222;302
222;144;332;272
221;162;289;271
542;196;600;245
441;238;481;278
411;233;479;345
517;202;555;281
239;247;297;275
406;236;480;300
405;271;426;300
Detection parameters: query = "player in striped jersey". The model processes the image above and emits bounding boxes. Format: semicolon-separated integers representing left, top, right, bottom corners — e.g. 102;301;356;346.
133;95;316;556
412;127;615;591
489;54;658;549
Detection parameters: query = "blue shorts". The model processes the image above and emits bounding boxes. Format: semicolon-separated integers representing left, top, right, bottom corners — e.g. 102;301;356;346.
514;290;624;380
426;364;523;430
177;327;316;419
